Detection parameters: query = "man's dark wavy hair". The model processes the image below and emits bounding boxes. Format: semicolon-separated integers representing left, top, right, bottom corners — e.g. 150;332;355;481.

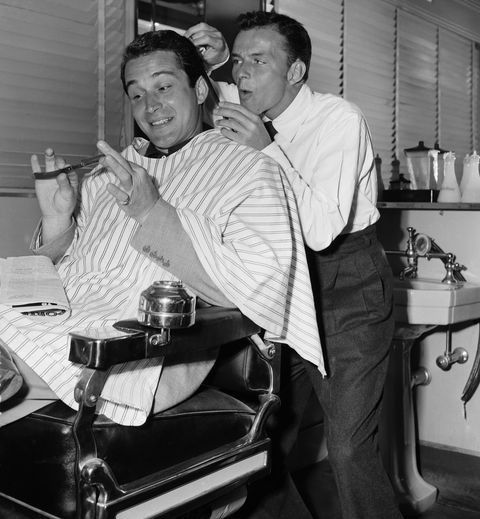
237;11;311;82
120;30;205;93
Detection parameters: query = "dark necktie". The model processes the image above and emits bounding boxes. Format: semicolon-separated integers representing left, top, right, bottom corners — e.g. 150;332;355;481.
264;120;278;140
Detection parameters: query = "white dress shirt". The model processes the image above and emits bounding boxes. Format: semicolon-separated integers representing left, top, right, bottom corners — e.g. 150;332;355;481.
216;83;380;251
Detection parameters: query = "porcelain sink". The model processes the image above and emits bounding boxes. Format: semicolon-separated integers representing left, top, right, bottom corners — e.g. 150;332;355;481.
393;278;480;324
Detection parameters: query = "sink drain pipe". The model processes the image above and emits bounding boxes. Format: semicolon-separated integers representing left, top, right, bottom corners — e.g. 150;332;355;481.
436;325;469;371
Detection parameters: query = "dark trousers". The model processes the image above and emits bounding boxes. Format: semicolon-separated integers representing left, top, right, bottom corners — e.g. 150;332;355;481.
236;225;402;519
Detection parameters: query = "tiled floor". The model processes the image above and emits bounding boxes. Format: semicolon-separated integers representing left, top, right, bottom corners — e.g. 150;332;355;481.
417;447;480;519
293;454;480;519
417;501;480;519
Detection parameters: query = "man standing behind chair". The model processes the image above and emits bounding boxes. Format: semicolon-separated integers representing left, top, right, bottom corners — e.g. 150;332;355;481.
186;11;401;519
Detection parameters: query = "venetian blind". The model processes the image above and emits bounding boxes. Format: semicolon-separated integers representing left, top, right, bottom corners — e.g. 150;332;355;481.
0;0;129;190
344;0;396;189
277;0;342;96
474;44;480;152
277;0;480;189
397;11;437;175
438;29;473;164
104;0;133;149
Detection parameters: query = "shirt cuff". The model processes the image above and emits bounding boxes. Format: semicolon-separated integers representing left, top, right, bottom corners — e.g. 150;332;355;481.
30;220;75;264
261;139;294;174
208;51;230;74
131;201;179;266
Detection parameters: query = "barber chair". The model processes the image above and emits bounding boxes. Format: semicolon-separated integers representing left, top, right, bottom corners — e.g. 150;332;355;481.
0;300;280;519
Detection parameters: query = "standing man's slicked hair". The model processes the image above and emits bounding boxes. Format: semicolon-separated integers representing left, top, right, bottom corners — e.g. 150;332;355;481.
237;11;311;82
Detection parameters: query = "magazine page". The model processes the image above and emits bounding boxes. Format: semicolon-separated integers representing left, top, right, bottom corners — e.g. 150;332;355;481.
0;256;70;317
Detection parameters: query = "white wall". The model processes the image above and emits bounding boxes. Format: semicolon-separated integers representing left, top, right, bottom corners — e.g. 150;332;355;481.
0;196;40;257
378;209;480;456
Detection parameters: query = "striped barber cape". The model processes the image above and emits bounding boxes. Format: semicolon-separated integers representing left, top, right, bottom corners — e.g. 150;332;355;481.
0;130;324;426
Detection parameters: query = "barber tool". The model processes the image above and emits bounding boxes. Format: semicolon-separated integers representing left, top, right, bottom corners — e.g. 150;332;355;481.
33;153;104;180
201;69;220;108
196;45;220;107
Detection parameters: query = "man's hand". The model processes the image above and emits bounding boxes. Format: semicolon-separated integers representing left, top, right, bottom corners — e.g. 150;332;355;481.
32;148;78;225
97;140;159;224
214;102;273;150
184;23;229;70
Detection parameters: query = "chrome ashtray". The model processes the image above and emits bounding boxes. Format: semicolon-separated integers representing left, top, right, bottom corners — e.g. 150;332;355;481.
138;280;196;329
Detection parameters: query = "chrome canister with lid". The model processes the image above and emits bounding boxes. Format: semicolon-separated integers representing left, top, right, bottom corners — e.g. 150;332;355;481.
138;281;196;329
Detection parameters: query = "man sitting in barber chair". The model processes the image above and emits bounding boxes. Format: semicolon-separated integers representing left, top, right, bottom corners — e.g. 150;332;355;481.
0;30;322;427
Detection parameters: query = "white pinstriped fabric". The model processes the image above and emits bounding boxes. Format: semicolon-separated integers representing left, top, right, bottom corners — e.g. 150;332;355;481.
0;130;324;426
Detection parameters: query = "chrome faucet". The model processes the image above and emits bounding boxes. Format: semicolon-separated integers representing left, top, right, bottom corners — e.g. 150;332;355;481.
386;227;419;279
386;227;467;283
401;227;418;279
440;253;467;284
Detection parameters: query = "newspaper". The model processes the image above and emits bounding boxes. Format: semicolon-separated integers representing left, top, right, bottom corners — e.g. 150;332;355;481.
0;256;70;318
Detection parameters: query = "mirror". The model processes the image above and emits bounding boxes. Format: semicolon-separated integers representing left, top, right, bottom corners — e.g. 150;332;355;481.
137;0;205;34
136;1;274;82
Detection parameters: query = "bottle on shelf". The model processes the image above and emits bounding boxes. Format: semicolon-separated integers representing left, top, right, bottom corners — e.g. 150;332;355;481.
437;152;461;203
460;151;480;203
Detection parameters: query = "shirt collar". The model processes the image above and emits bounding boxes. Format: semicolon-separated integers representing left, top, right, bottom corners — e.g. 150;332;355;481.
144;123;212;158
268;84;313;143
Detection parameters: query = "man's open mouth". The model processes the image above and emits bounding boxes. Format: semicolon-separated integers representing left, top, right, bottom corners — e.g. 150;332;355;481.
151;117;172;127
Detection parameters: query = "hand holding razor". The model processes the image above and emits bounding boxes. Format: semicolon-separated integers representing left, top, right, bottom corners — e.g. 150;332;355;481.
33;154;104;180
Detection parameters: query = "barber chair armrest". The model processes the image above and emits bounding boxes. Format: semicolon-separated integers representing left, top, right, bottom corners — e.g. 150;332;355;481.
69;307;268;473
68;306;260;370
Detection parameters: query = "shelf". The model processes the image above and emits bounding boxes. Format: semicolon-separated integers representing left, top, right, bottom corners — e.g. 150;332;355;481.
0;188;36;198
378;202;480;210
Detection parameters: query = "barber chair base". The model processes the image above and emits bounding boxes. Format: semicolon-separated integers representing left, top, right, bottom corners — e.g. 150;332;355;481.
0;387;270;519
